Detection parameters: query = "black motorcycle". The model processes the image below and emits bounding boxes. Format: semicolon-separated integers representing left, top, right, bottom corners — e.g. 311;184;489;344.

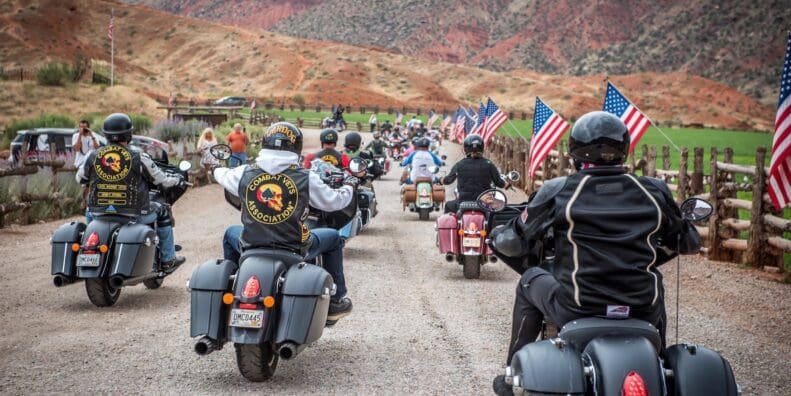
50;148;191;307
188;144;336;382
481;194;739;395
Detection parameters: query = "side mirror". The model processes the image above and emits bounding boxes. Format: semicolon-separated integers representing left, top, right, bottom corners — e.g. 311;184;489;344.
507;171;521;182
210;144;232;160
680;198;713;222
477;189;508;212
178;160;192;171
348;158;368;173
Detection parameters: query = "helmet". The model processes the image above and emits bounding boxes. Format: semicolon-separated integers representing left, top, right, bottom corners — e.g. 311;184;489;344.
414;137;430;148
262;122;303;154
372;132;381;139
568;111;629;166
102;113;133;143
463;134;485;154
344;132;361;150
319;128;339;144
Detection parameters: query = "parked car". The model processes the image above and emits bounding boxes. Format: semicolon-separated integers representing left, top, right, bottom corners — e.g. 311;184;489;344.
10;129;170;167
213;96;247;107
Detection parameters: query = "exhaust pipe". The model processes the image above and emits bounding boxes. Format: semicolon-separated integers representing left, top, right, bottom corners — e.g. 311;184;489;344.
53;275;75;287
194;337;217;356
277;342;304;360
445;253;455;262
489;255;498;263
110;272;160;288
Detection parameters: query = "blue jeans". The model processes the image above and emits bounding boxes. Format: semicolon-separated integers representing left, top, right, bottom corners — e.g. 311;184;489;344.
222;225;347;301
229;152;247;168
86;207;176;262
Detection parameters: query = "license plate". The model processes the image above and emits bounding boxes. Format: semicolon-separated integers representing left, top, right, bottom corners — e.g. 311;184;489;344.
463;237;481;248
230;309;264;328
419;197;431;205
76;254;100;267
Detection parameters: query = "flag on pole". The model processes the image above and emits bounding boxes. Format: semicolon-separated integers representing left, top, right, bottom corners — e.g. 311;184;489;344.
108;12;114;40
440;114;452;130
453;108;466;142
395;111;403;125
603;82;650;153
463;114;476;136
768;33;791;210
472;102;486;135
481;98;508;145
529;97;570;178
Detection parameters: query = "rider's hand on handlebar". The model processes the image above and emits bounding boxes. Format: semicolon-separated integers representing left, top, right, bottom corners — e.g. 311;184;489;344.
433;176;442;185
342;175;360;188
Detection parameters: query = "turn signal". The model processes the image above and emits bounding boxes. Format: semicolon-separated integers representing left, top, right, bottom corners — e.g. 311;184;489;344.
480;230;487;237
99;245;109;253
263;296;275;308
458;229;465;236
222;293;234;305
71;243;80;252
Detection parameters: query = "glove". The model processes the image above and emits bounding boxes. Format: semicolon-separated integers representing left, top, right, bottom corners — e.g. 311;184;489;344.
433;176;442;185
342;175;360;188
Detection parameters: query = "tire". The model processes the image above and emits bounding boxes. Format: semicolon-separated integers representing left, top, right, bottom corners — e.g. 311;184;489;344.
143;277;164;289
84;278;121;307
235;342;279;382
462;256;481;279
418;208;430;221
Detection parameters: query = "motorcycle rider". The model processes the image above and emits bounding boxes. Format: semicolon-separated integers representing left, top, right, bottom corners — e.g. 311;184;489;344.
215;122;357;325
438;134;508;214
489;111;701;395
380;119;393;134
364;132;390;157
76;113;186;270
399;137;443;185
343;132;384;179
302;128;349;169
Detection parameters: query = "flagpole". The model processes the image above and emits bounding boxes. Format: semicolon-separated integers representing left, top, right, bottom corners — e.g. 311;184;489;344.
607;80;680;152
110;9;114;87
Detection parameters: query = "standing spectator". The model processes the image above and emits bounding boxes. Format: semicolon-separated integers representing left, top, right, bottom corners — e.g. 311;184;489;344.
226;123;249;167
197;127;219;182
368;113;377;132
71;119;100;168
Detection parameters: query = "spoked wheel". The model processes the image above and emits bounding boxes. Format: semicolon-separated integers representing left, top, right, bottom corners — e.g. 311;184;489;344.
85;278;121;307
143;277;164;289
418;208;430;221
235;342;279;382
461;256;481;279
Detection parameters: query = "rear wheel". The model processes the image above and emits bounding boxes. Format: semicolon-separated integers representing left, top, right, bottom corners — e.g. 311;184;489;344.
143;277;164;289
418;208;430;221
85;278;121;307
462;256;481;279
235;342;279;382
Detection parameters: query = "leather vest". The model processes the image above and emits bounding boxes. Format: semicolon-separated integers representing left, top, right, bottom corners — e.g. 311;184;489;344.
313;148;343;167
238;164;311;253
86;144;149;216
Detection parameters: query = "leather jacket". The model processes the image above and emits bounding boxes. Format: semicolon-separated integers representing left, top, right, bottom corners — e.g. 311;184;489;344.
441;156;505;202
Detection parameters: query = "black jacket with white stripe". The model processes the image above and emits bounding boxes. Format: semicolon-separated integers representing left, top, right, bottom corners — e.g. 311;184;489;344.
493;166;700;316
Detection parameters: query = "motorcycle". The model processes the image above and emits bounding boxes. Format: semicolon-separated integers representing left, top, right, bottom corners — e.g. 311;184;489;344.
188;144;337;382
490;197;740;396
307;158;367;240
435;171;521;279
401;164;445;221
50;149;192;307
387;135;408;160
373;153;390;174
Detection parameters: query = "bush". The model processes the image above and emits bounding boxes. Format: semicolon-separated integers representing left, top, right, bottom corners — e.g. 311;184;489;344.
292;94;305;105
130;114;152;133
71;54;90;82
36;62;72;86
150;118;210;142
3;113;75;149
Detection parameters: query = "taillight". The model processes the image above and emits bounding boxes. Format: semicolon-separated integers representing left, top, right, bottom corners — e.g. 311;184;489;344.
242;276;260;298
622;371;648;396
85;232;99;248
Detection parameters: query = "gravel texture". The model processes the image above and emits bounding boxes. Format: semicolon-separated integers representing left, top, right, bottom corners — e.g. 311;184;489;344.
0;130;788;395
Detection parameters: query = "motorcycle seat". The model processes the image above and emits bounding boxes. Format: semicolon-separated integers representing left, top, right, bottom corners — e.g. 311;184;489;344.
559;317;662;352
458;201;481;211
414;176;434;184
240;248;304;266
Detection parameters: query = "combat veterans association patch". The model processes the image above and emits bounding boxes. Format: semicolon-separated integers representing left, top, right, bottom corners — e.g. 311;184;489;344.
94;146;132;182
245;173;299;224
320;154;339;166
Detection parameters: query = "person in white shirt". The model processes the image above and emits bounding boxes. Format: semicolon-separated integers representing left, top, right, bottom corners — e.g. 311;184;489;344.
368;113;377;132
71;119;100;167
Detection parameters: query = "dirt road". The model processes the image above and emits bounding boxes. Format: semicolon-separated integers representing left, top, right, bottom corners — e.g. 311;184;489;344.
0;130;788;395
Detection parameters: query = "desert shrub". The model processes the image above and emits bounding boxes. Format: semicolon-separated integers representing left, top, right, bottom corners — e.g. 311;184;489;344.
91;63;111;85
71;54;90;82
292;94;305;105
130;114;152;133
150;118;210;142
36;62;72;86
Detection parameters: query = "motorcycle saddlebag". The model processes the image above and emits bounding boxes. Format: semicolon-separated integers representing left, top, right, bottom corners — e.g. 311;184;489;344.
402;184;417;205
432;184;445;203
108;222;157;279
51;221;86;278
510;340;586;395
189;259;237;340
275;263;333;347
664;344;738;396
436;214;459;255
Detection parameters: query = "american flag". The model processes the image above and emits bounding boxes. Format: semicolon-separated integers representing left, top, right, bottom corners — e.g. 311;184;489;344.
603;82;651;153
108;12;114;40
427;110;439;129
768;33;791;210
440;114;452;130
453;108;466;142
464;113;476;135
471;102;486;135
481;98;508;145
395;111;403;125
529;97;570;178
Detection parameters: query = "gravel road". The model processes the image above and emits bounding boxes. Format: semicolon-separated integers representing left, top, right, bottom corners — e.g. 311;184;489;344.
0;130;788;395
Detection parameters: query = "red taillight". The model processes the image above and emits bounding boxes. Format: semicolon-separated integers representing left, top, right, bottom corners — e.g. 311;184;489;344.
239;303;257;309
242;276;260;298
622;371;648;396
85;232;99;248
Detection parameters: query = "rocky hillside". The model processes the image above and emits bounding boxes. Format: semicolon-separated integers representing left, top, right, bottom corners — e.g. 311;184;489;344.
124;0;791;105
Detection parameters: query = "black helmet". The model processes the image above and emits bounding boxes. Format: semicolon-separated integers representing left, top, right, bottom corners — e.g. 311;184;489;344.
463;134;485;155
344;132;361;150
373;132;381;139
569;111;629;166
262;122;303;154
102;113;133;143
414;137;430;148
319;128;339;144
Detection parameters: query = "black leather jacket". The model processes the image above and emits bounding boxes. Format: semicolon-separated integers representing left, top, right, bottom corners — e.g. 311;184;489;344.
491;167;700;316
442;156;505;202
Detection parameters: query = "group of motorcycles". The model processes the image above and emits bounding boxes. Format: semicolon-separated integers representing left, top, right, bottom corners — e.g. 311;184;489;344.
47;132;740;394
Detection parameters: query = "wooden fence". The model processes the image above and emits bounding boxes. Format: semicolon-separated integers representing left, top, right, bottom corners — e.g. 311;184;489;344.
486;136;788;273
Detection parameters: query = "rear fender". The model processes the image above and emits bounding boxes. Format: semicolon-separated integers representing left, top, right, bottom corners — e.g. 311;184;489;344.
416;182;433;208
460;210;486;255
76;218;125;279
664;344;738;396
228;256;287;345
583;335;664;396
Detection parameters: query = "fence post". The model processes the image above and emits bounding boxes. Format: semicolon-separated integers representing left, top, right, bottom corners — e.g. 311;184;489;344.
677;148;688;205
691;147;704;195
746;147;768;267
647;145;657;177
662;145;670;170
558;140;570;177
708;148;722;261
